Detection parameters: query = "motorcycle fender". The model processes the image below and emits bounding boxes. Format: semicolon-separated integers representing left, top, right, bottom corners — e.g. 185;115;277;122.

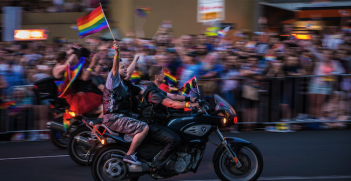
212;137;250;163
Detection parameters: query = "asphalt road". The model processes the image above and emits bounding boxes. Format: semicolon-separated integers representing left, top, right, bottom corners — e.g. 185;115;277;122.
0;130;351;181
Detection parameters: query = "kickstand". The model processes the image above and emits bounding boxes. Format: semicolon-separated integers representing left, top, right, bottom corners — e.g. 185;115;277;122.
86;142;97;166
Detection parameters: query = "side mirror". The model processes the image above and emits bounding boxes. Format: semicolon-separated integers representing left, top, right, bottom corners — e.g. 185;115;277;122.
192;79;197;88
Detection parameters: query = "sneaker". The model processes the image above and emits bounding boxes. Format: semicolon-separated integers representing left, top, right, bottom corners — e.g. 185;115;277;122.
123;153;141;165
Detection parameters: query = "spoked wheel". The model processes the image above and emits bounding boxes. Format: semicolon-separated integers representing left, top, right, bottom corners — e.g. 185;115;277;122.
91;145;140;181
214;143;263;181
68;126;94;165
49;129;69;149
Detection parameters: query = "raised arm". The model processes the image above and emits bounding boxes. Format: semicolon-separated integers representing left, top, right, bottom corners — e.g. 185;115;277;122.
52;54;77;79
112;41;120;77
81;54;98;81
125;55;139;80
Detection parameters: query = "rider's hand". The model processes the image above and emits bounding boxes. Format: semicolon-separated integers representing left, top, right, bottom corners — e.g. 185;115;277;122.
190;97;197;103
190;103;200;109
113;41;119;52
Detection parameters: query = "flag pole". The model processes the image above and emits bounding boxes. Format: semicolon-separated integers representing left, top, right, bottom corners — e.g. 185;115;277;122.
100;3;115;41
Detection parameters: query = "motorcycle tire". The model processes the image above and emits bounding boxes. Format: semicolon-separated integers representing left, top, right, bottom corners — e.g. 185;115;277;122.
91;145;140;181
49;129;68;149
68;126;93;166
214;143;263;181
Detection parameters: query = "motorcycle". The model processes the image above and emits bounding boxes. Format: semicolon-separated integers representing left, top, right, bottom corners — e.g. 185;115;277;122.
90;81;263;181
34;77;96;149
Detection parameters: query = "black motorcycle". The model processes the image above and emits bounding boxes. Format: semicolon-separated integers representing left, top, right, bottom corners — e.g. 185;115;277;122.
34;77;92;149
90;84;263;181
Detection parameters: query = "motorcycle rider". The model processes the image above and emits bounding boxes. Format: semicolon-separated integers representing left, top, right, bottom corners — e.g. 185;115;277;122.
139;65;199;174
52;46;104;117
102;41;149;165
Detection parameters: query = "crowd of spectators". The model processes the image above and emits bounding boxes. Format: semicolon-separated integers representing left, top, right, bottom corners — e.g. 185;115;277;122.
1;18;351;140
0;0;107;13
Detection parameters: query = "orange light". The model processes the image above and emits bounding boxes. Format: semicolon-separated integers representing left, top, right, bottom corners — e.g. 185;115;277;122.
101;139;105;145
234;157;239;163
69;112;76;117
294;34;311;40
223;118;227;124
14;29;47;41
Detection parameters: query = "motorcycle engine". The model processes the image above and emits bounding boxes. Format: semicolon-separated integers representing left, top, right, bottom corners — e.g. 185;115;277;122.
173;152;192;174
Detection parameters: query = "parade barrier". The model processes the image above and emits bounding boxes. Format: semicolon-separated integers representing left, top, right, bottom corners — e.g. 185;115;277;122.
0;75;350;135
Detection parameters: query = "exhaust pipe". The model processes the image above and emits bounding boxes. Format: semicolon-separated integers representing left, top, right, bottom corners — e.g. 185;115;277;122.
74;136;95;148
47;121;75;133
128;162;150;173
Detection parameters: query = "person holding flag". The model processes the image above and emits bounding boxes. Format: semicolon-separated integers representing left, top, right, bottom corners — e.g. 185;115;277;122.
102;41;149;165
139;66;199;175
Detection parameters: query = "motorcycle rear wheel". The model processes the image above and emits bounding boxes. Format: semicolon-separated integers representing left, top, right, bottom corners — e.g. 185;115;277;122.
214;143;263;181
91;145;140;181
68;126;93;166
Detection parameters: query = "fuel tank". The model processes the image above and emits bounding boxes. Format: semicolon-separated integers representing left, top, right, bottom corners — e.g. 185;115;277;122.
166;114;223;142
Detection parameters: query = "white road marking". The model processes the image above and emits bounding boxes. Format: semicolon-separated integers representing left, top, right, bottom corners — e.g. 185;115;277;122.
0;155;69;161
258;176;351;180
180;175;351;181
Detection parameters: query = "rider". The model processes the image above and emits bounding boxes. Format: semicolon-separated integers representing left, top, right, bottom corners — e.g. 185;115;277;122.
102;41;149;165
139;65;199;173
52;46;103;117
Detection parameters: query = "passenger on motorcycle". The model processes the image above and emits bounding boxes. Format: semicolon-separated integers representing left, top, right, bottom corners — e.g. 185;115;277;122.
139;65;200;173
102;41;149;165
52;46;104;117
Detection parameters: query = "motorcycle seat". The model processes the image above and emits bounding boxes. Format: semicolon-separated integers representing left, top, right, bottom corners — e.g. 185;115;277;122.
83;118;103;126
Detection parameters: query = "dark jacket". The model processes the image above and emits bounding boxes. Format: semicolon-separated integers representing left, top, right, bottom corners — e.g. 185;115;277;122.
139;82;168;124
102;80;141;116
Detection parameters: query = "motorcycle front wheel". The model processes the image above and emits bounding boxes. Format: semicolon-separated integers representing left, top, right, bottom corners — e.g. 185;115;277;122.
91;145;140;181
49;129;68;149
214;143;263;181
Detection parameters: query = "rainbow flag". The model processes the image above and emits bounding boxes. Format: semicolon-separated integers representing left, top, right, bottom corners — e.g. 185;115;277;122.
58;57;87;98
163;69;177;86
179;76;197;95
300;55;311;62
217;26;230;38
77;6;108;38
0;101;16;109
265;55;277;61
136;7;151;18
245;41;256;49
342;26;351;33
131;71;141;83
272;44;284;52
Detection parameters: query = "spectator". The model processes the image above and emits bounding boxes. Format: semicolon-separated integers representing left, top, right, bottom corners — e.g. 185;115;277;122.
177;51;201;89
321;91;348;129
302;42;345;120
240;56;264;131
221;54;240;106
280;56;304;121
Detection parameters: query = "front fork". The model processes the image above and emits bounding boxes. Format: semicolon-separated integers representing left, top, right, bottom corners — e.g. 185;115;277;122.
215;127;242;168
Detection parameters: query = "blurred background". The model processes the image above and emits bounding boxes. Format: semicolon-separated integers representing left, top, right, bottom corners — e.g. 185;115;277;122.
0;0;351;141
